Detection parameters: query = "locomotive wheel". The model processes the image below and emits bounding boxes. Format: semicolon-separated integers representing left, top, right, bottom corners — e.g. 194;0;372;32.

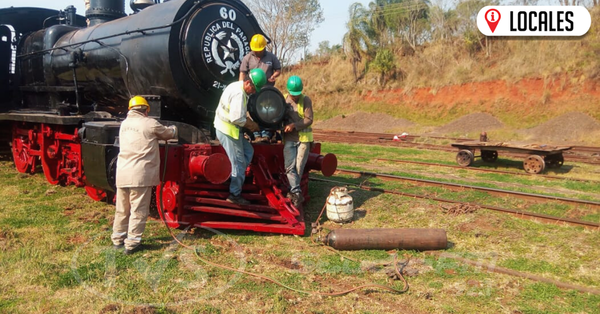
40;125;60;185
481;150;498;162
545;154;564;168
41;151;61;185
85;186;107;201
157;181;181;228
456;149;474;167
523;155;545;174
12;135;34;173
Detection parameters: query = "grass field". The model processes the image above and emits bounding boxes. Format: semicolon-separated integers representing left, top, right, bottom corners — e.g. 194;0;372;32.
1;142;600;313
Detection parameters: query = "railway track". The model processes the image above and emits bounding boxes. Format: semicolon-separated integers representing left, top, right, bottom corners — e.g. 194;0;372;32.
310;176;600;230
313;130;600;165
335;168;600;209
367;157;599;183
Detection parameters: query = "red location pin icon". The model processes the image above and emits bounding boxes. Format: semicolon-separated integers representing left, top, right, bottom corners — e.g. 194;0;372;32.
485;9;501;33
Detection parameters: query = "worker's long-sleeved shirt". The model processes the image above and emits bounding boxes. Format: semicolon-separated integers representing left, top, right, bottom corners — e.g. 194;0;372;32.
116;110;177;187
283;94;313;142
214;81;248;130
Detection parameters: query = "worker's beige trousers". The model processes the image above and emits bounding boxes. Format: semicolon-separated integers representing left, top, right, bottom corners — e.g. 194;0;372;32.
111;186;153;250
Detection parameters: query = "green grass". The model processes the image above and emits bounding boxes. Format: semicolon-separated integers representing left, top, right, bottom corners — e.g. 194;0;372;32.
499;258;561;276
2;145;600;314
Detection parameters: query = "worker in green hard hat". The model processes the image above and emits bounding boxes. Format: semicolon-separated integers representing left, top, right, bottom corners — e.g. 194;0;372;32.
214;68;267;205
282;75;313;208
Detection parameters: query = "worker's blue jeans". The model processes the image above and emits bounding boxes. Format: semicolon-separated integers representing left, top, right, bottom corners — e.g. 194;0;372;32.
216;129;254;196
283;141;311;194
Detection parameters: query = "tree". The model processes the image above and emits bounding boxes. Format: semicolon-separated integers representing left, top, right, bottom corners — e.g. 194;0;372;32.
455;0;496;55
379;0;431;51
343;2;373;81
245;0;324;66
315;41;342;58
370;49;396;85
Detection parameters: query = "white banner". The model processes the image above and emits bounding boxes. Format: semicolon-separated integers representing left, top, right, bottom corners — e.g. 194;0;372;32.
476;6;591;36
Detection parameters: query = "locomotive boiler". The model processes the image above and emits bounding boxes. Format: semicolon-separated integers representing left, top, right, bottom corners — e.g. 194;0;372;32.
0;0;337;235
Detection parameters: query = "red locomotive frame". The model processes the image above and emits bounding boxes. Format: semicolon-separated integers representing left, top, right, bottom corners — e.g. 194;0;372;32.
11;121;337;235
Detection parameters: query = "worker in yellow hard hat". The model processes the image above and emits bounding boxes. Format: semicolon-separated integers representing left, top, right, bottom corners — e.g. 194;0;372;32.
240;34;282;143
111;95;178;255
240;34;281;87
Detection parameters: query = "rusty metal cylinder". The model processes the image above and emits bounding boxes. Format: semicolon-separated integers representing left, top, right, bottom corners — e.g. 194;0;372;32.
321;228;447;251
306;153;337;177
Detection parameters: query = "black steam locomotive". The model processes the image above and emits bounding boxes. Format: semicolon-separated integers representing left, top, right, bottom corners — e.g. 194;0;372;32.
0;0;336;235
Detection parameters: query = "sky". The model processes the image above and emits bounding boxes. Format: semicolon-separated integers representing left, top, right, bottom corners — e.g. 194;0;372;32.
308;0;370;53
6;0;367;54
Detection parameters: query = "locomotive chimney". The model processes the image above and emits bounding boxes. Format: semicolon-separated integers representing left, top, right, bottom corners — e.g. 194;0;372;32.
86;0;126;26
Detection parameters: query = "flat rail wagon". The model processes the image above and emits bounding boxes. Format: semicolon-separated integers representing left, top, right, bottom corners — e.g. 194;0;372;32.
451;141;572;174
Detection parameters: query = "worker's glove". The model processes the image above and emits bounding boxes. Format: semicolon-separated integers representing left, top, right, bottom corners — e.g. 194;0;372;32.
243;119;260;133
168;125;178;138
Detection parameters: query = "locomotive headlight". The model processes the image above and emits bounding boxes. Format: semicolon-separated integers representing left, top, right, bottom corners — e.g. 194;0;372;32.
248;86;287;129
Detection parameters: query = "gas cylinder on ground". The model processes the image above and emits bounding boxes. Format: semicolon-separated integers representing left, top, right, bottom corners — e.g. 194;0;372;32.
321;228;447;251
326;187;354;223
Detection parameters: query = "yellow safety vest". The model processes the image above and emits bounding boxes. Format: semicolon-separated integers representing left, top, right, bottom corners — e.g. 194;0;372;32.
214;84;247;140
286;93;313;143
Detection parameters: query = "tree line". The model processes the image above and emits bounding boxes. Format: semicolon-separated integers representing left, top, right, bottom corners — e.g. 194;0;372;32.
245;0;596;86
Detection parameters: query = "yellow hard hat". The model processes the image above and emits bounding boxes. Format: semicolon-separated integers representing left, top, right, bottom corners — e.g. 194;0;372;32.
128;96;149;110
250;34;267;52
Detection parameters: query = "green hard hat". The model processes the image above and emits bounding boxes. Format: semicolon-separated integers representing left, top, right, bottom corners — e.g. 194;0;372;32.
249;68;267;90
287;75;303;96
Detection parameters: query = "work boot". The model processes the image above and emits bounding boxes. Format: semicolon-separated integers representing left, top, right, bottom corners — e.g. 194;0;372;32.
124;245;143;255
226;194;251;205
291;192;303;207
286;192;297;203
296;192;304;204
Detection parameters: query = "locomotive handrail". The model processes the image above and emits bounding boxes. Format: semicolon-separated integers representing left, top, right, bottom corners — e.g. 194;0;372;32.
17;1;203;59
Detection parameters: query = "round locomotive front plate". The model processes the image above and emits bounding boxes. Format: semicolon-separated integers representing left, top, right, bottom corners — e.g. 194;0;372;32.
182;3;254;89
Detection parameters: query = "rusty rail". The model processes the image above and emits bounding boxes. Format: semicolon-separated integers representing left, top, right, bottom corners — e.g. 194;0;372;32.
310;176;600;230
313;130;600;165
335;168;600;208
369;157;599;183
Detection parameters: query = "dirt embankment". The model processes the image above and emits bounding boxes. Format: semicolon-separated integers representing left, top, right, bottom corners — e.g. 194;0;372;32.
314;78;600;145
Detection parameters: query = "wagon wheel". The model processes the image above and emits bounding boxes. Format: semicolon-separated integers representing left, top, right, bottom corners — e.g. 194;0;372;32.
157;181;181;228
544;154;564;169
481;150;498;162
523;155;545;174
85;186;107;201
456;149;474;167
12;133;34;173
